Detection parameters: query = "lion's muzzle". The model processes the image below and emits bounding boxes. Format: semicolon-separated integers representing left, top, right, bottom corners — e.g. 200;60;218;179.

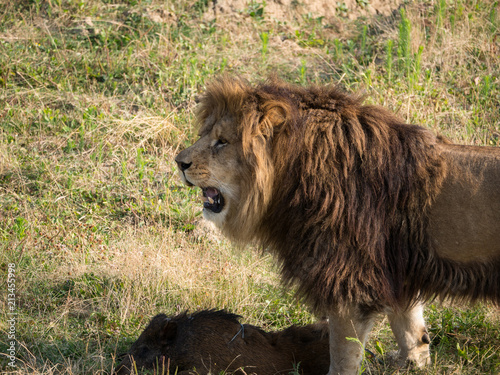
175;152;226;214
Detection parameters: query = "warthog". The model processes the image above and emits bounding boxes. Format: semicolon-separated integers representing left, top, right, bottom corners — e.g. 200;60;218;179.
116;309;329;375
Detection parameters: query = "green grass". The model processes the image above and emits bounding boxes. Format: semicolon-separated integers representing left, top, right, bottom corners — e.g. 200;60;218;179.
0;0;499;374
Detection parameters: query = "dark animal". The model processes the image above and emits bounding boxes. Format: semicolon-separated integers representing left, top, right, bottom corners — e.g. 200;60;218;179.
175;76;500;374
116;309;329;375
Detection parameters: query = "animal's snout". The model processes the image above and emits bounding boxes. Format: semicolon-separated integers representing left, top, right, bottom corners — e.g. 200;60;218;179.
176;160;192;172
175;148;193;172
175;151;195;187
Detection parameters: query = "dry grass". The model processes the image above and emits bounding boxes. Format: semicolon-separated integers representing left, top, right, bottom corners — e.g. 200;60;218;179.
0;0;499;374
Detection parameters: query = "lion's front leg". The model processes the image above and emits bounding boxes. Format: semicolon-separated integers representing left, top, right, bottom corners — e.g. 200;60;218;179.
388;302;431;367
327;307;376;375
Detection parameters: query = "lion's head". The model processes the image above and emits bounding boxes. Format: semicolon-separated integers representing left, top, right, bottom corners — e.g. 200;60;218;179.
175;76;290;242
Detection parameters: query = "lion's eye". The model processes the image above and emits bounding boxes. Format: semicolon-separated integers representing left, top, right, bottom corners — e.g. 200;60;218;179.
214;138;228;148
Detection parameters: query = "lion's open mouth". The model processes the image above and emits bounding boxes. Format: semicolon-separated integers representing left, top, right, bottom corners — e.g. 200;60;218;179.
202;187;225;213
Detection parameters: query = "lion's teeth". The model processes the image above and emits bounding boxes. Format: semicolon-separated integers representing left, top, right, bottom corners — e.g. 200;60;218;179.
207;197;215;204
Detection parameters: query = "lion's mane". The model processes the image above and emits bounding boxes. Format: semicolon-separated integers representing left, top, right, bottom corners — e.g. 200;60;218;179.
196;77;500;312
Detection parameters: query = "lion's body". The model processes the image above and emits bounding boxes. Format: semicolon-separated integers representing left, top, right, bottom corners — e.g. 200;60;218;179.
429;144;500;262
176;77;500;375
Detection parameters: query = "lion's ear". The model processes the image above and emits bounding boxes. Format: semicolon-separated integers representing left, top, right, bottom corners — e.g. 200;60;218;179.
259;102;290;138
240;99;290;156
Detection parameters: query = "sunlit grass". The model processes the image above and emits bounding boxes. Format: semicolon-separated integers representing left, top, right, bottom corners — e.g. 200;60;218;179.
0;0;499;373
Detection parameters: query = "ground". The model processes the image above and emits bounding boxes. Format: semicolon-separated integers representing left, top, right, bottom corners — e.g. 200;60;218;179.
0;0;499;374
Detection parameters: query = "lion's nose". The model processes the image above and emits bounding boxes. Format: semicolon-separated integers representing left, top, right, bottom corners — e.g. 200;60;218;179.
175;159;192;172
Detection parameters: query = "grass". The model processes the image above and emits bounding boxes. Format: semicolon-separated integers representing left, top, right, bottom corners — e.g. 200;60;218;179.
0;0;499;374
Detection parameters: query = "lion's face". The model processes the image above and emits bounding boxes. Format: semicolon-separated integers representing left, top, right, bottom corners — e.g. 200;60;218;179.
175;77;287;241
175;113;250;229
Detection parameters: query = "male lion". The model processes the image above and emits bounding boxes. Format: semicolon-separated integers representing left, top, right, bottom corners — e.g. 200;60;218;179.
175;77;500;375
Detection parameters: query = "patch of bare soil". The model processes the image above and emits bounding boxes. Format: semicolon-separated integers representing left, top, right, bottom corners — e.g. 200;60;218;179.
209;0;404;23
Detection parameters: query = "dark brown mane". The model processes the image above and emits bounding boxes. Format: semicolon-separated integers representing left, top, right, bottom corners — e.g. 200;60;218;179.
240;79;444;311
196;77;500;312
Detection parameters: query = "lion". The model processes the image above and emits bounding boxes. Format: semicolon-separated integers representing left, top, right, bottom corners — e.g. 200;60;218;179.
115;309;330;375
175;76;500;375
